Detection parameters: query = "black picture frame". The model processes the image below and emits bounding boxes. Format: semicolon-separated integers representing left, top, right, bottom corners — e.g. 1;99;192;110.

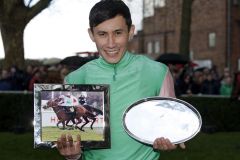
33;83;110;149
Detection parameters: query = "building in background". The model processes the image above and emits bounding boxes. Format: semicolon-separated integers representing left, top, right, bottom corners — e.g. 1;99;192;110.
128;0;240;74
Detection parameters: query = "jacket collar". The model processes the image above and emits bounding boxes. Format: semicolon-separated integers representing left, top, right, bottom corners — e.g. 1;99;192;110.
98;51;133;69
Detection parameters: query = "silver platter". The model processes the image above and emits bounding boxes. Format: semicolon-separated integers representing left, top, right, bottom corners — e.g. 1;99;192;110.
123;97;202;145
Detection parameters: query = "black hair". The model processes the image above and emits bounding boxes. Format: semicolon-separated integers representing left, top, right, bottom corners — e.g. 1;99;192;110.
89;0;132;32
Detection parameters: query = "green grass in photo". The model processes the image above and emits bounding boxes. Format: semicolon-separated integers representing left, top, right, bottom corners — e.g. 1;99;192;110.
42;126;104;142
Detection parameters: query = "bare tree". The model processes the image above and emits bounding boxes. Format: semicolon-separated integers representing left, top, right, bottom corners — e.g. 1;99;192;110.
0;0;53;69
179;0;193;58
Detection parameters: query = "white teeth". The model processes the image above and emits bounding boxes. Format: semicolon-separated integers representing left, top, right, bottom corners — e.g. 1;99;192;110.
106;50;118;55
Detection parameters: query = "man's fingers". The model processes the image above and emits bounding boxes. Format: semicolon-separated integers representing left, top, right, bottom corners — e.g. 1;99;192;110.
68;134;74;147
153;137;177;151
57;137;63;150
61;134;67;148
179;143;186;149
77;134;81;142
56;134;83;158
76;134;81;146
165;138;176;150
75;134;82;152
153;137;165;150
153;138;160;149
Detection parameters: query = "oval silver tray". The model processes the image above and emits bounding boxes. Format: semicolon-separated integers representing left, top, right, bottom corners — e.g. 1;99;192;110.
123;97;202;145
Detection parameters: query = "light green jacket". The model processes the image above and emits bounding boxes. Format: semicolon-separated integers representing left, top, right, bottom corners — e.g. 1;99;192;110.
65;51;168;160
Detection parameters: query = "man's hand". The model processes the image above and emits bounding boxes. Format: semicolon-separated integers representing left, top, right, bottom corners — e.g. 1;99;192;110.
57;134;82;160
153;137;186;151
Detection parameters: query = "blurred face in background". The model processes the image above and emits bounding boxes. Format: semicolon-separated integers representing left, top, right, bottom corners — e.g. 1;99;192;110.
1;69;9;79
224;76;232;85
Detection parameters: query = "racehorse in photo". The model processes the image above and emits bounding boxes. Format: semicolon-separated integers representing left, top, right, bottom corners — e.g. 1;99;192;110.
43;98;77;130
43;98;103;131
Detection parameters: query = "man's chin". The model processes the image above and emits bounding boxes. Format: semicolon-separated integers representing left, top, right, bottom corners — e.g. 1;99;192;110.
103;57;121;64
106;60;120;64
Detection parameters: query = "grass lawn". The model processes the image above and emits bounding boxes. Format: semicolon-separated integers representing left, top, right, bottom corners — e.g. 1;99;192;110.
0;132;240;160
160;132;240;160
0;132;62;160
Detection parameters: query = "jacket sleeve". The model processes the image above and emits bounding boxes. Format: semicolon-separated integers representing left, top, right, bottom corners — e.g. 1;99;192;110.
159;68;176;98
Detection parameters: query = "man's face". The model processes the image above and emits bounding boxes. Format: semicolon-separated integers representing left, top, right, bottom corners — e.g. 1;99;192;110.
88;15;135;64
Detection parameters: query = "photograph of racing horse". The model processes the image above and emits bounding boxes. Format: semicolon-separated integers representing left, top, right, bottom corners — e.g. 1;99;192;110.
43;97;103;131
34;84;110;149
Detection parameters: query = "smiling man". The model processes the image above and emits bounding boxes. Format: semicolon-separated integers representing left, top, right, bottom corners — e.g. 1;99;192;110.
56;0;185;160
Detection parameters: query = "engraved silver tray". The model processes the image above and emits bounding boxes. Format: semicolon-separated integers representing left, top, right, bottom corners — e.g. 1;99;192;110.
123;97;202;145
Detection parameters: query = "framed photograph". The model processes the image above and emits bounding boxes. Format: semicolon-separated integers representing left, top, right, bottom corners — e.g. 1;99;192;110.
33;84;110;149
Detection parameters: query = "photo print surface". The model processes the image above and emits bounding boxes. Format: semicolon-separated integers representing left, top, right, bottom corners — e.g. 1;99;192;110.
34;84;110;149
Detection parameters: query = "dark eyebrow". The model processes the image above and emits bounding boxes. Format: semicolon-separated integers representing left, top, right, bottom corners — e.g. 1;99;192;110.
96;30;107;34
115;29;124;32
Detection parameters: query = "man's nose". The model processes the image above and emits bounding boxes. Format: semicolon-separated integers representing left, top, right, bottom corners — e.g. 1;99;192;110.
107;35;116;47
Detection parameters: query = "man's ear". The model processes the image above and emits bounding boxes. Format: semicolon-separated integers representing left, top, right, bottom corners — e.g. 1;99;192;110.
88;28;95;42
128;25;135;41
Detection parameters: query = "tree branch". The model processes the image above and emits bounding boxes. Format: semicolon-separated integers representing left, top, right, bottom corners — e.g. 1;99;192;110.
25;0;53;23
26;0;34;8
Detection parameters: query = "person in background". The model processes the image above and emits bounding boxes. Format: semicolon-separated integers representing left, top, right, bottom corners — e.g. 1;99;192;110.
28;68;43;91
56;1;185;160
231;72;240;100
24;65;34;90
0;69;12;90
190;71;203;95
220;75;233;96
201;73;219;95
60;67;70;83
9;66;26;90
178;74;192;95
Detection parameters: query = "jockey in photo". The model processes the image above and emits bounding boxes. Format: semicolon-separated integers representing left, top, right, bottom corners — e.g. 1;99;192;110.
58;93;79;115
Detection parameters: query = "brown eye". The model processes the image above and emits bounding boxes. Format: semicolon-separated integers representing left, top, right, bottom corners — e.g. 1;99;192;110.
97;32;106;37
115;31;122;35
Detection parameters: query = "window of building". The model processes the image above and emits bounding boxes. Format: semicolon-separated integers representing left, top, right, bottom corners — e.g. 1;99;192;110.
147;41;153;54
155;0;166;7
144;0;166;17
208;32;216;48
154;41;160;54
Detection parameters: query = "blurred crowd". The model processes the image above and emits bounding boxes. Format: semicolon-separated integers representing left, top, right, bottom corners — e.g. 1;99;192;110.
0;62;240;100
0;64;70;91
169;64;240;99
